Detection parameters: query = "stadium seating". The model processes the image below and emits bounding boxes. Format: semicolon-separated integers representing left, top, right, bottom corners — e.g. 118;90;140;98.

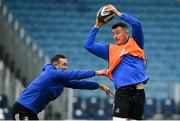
92;109;110;120
144;97;157;119
2;107;11;120
72;96;83;109
0;94;8;108
73;109;89;120
2;0;180;84
85;96;101;117
161;98;176;119
0;94;11;119
1;0;180;120
104;96;114;117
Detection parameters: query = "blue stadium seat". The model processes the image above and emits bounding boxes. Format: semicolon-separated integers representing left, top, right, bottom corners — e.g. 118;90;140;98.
85;96;101;116
161;98;176;118
73;109;89;120
144;97;157;119
0;95;11;119
3;107;11;120
0;94;8;108
104;97;114;116
72;96;82;109
93;109;110;120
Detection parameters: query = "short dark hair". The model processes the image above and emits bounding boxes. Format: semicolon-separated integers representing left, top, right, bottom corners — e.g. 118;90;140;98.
112;22;128;29
50;54;66;64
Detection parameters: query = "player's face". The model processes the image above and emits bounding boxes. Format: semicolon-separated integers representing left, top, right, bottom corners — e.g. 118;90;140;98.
112;27;129;45
56;58;68;70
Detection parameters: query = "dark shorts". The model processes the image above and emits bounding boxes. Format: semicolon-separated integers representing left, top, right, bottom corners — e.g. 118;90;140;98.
12;102;39;120
113;86;145;120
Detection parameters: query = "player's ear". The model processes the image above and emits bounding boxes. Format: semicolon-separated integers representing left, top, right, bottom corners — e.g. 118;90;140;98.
125;30;129;36
53;61;59;66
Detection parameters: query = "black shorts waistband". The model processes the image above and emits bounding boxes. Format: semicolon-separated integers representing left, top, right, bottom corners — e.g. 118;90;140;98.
118;86;136;91
118;84;144;91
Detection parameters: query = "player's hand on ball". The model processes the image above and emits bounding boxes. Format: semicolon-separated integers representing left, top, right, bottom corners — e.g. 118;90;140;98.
95;13;106;28
99;84;114;96
105;4;120;16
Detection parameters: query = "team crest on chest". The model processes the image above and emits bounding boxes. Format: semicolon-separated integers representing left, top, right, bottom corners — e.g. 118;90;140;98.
119;48;127;56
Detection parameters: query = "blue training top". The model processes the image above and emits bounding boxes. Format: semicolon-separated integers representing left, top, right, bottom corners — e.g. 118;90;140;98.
84;13;149;89
17;64;99;114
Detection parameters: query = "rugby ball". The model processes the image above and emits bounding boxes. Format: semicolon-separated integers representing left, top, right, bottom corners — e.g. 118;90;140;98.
97;6;114;23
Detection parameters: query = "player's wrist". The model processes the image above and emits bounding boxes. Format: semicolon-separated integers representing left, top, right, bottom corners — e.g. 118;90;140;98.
114;10;121;16
99;84;105;90
95;24;100;28
99;84;103;89
95;23;103;28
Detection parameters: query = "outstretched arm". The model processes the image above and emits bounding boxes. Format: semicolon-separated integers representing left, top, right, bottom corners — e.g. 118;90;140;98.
64;80;113;96
64;79;99;89
54;69;96;81
54;69;108;81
